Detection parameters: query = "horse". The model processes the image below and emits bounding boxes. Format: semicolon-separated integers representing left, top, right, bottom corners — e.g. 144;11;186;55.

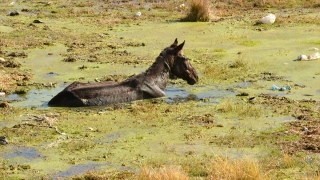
48;38;198;107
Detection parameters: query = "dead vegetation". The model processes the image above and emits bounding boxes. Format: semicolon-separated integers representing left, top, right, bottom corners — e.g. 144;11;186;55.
182;0;211;22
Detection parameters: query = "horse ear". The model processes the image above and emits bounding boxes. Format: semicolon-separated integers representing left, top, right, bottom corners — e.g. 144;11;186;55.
170;38;178;47
173;41;185;54
173;38;178;46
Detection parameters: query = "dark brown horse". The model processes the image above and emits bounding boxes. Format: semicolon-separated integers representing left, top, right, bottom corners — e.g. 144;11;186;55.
48;39;198;107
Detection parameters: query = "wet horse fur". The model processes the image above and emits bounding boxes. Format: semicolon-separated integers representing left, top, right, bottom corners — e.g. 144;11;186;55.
48;39;198;107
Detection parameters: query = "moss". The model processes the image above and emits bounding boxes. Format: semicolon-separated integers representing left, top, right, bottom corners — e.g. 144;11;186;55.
238;40;260;47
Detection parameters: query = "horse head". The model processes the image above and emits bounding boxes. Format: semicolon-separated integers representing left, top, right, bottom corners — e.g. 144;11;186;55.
163;38;198;85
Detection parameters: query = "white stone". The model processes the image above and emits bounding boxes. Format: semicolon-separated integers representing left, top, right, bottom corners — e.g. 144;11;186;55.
259;13;276;24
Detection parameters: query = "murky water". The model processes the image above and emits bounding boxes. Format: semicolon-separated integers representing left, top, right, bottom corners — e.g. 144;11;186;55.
52;163;110;179
2;147;42;163
4;84;232;107
4;85;65;108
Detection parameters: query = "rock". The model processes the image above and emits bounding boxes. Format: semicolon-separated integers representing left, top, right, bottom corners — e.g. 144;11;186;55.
248;97;256;104
8;11;19;16
0;57;5;62
298;55;308;60
255;13;276;25
0;135;8;145
33;19;43;23
0;102;9;108
236;92;249;96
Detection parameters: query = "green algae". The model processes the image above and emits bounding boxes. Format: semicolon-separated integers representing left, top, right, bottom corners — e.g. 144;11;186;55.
16;43;147;84
0;98;289;178
237;39;260;47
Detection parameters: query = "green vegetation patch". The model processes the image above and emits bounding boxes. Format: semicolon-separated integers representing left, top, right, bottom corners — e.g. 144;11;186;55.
238;39;260;47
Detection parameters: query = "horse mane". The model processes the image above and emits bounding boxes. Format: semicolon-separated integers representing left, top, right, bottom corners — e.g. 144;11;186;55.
143;48;171;76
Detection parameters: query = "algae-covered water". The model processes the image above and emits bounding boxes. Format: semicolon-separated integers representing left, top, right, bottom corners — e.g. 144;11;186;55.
1;1;320;179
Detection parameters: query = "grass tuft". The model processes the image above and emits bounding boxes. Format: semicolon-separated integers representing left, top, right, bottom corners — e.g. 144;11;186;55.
182;0;211;22
229;54;249;69
208;156;269;180
138;165;189;180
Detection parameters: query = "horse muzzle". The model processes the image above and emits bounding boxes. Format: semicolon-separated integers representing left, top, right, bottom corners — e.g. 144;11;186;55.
186;71;198;85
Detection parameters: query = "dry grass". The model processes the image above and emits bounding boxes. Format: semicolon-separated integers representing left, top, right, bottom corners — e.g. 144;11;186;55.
72;170;135;180
0;71;12;92
229;54;250;69
208;156;269;180
137;157;269;180
182;0;211;22
304;175;320;180
72;156;270;179
138;165;189;180
213;0;318;8
0;70;33;93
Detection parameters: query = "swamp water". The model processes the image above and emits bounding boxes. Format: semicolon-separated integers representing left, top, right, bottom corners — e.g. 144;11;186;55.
1;13;320;179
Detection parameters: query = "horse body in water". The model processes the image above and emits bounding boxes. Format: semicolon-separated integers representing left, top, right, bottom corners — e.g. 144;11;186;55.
48;39;198;107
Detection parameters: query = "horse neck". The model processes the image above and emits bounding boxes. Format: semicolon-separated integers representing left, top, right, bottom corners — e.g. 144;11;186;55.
143;56;170;89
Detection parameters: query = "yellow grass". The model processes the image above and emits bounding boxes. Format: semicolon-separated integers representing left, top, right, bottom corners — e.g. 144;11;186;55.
138;165;189;180
0;70;12;93
183;0;211;22
208;156;269;180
